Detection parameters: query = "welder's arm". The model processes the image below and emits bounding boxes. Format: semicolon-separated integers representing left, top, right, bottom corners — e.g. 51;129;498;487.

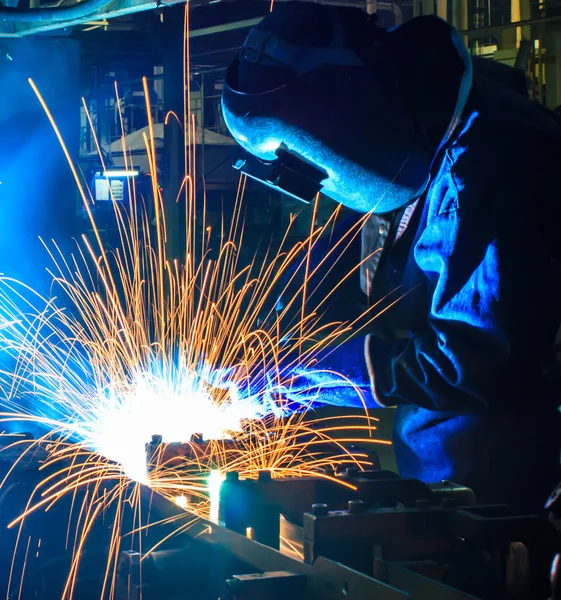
205;336;380;412
282;336;380;409
363;179;552;412
210;191;548;414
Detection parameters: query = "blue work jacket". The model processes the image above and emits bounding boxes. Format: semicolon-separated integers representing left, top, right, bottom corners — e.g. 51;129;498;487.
277;20;561;512
356;32;561;511
272;17;561;511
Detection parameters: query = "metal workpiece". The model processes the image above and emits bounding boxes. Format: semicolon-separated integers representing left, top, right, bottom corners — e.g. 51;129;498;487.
116;543;257;600
415;499;431;510
219;473;282;548
144;436;242;476
109;476;561;600
303;501;560;598
224;572;307;600
303;505;450;574
441;497;458;509
258;469;272;481
218;472;351;536
373;559;482;600
190;432;204;444
217;469;477;551
342;470;476;509
118;487;408;600
214;470;558;598
145;433;164;473
143;434;376;478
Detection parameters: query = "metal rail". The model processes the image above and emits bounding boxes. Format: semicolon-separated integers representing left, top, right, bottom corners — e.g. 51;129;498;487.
0;0;400;39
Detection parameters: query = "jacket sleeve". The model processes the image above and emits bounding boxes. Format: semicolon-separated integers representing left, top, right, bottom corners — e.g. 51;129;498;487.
365;132;561;412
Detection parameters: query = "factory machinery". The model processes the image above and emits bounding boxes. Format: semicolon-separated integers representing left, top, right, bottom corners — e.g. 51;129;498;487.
113;438;561;600
0;433;559;599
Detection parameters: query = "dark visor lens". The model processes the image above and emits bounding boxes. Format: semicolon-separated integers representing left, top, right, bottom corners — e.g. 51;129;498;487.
233;148;328;204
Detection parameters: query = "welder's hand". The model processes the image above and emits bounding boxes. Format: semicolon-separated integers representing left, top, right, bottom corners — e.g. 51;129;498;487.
201;364;290;417
203;336;380;415
284;336;379;409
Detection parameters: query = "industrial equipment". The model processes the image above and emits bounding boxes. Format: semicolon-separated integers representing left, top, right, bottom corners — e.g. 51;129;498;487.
0;432;559;599
111;440;561;600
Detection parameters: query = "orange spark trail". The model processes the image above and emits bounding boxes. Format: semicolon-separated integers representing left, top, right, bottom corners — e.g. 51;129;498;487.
0;6;403;598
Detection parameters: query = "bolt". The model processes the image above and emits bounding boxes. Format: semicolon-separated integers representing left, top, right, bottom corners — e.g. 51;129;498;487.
348;500;365;514
151;434;162;445
416;499;430;510
190;433;203;443
258;470;272;481
441;497;456;509
312;503;329;516
225;471;239;482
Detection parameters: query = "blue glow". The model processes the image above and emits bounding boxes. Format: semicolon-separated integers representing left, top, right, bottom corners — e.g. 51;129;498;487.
67;364;288;483
0;283;373;485
0;295;300;483
102;170;139;178
0;349;371;482
258;140;282;155
206;362;374;413
208;470;224;523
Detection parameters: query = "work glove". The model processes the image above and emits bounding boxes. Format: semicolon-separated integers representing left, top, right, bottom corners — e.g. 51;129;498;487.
204;335;380;417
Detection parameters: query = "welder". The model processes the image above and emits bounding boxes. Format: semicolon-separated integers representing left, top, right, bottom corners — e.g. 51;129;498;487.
220;2;561;513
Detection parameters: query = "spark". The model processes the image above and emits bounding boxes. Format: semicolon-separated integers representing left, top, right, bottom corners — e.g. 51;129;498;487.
0;8;400;598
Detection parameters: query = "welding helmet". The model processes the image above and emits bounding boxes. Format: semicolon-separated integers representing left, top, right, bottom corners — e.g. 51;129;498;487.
221;2;435;214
